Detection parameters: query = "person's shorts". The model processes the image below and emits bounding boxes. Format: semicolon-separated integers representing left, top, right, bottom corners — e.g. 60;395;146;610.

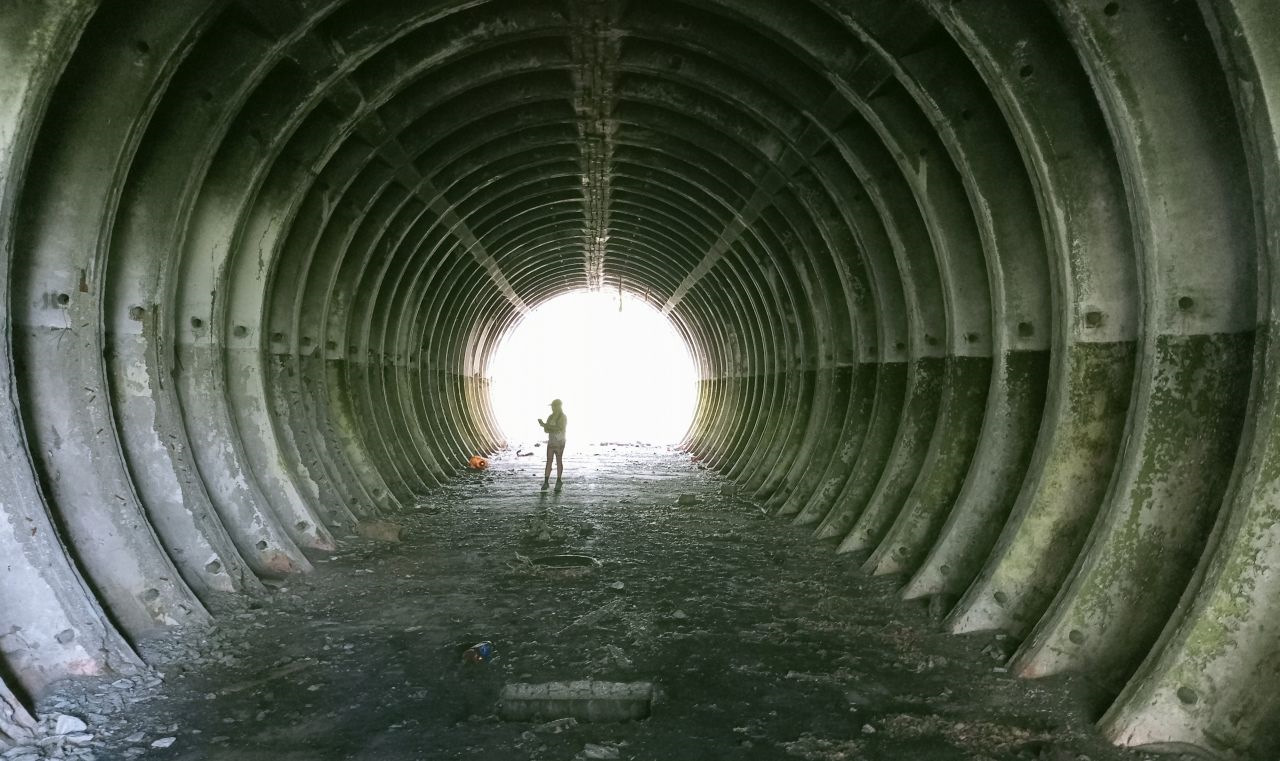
547;440;566;454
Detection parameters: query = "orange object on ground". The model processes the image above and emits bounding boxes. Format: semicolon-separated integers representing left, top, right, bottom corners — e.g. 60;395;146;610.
468;455;488;470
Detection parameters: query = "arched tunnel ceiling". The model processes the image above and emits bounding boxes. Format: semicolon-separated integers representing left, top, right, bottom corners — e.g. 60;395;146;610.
1;0;1279;756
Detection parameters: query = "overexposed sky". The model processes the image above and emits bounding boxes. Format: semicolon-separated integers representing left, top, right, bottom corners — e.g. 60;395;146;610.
487;290;698;446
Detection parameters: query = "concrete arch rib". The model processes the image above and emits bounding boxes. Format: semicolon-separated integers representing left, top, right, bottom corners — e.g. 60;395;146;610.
1009;0;1256;699
10;0;217;638
928;0;1141;641
0;0;145;696
1100;3;1280;757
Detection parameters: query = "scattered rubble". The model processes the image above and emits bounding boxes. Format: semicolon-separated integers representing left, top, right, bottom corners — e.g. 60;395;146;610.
14;445;1194;760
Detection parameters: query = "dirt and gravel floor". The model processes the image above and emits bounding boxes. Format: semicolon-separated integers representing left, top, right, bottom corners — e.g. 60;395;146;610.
22;445;1210;761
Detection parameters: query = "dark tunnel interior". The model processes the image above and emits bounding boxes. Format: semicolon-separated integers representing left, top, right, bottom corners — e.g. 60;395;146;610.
2;0;1280;757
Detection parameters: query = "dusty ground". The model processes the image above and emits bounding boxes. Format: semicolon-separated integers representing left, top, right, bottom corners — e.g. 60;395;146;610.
25;445;1209;760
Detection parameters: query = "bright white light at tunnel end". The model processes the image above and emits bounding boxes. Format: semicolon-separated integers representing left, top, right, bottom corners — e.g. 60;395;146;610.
487;290;698;448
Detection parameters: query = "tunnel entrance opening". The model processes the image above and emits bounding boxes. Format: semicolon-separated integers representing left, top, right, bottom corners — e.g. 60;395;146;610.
487;290;697;447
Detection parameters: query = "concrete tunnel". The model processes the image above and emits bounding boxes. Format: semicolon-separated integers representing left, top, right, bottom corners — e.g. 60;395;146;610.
1;0;1278;756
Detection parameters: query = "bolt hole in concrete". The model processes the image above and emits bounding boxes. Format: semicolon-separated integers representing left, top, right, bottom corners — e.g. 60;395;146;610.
488;290;696;446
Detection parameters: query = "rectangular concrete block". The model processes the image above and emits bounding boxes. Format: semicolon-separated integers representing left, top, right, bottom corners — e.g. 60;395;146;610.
498;680;654;722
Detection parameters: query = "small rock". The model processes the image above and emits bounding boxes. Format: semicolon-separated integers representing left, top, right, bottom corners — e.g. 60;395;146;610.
608;581;625;590
110;679;134;691
53;715;88;735
580;743;621;760
64;733;94;746
123;732;146;743
861;724;876;735
532;717;578;734
676;494;699;506
150;737;176;749
671;610;688;620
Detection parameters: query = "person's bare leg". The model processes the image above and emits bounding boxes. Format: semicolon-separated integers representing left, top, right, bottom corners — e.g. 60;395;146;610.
542;449;552;489
555;449;564;484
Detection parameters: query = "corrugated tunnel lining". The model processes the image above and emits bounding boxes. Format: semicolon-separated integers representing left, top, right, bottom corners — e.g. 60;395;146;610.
0;0;1276;757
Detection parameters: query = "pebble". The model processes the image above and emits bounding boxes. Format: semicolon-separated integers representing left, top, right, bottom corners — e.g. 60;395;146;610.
609;581;625;590
53;715;88;735
579;743;621;759
150;737;176;749
532;717;578;734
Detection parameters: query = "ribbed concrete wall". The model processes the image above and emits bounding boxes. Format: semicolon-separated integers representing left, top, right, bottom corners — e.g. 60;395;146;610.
0;1;1277;756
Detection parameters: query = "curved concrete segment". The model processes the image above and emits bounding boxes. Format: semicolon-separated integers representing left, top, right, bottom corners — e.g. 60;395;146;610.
1;0;1278;757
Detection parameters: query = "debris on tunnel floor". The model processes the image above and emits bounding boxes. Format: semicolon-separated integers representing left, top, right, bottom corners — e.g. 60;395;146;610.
20;447;1211;761
497;681;655;723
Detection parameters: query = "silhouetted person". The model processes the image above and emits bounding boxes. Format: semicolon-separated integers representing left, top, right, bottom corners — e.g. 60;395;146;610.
538;399;566;490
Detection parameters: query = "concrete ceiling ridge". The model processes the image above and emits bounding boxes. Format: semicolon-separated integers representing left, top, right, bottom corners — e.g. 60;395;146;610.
2;0;1280;758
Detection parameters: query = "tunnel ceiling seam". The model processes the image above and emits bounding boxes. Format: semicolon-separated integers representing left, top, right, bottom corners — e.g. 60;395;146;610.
570;0;621;291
